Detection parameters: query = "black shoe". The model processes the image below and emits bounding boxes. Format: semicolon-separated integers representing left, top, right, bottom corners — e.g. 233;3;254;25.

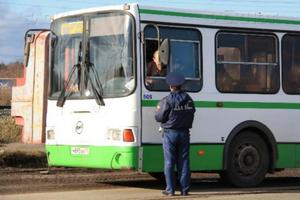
181;192;188;196
162;190;174;196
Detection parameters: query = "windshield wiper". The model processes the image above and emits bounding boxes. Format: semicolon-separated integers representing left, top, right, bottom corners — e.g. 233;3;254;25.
56;42;82;107
85;40;105;106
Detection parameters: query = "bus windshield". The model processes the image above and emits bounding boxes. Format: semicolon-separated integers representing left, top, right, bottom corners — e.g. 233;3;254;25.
50;12;135;100
88;13;135;98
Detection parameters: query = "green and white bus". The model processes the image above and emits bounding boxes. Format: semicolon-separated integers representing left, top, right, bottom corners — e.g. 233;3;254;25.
45;3;300;187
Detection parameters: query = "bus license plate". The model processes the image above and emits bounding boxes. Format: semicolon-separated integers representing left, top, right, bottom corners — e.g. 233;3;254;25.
71;147;90;155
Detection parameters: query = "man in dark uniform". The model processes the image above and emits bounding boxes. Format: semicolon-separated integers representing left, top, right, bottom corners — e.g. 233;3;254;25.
155;72;195;196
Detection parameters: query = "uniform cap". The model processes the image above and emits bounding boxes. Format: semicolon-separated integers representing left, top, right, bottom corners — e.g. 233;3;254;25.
166;72;185;86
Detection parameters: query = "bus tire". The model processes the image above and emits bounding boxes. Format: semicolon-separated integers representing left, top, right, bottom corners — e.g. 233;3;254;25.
218;171;229;184
225;131;269;187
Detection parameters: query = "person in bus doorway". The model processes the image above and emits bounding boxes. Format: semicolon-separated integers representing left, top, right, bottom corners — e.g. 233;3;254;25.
145;50;167;89
155;72;195;196
147;50;166;76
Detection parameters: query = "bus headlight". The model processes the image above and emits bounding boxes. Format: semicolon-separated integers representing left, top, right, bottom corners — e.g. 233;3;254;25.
107;129;122;141
47;129;55;140
107;128;135;142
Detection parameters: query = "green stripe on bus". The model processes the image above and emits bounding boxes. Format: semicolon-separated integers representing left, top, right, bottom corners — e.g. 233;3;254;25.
46;143;300;171
277;144;298;168
46;145;138;169
142;144;224;172
142;100;300;109
142;143;300;172
139;9;300;25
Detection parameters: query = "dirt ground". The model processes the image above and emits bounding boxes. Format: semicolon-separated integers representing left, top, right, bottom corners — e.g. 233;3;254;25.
1;167;300;196
0;143;44;152
0;143;46;168
1;143;300;197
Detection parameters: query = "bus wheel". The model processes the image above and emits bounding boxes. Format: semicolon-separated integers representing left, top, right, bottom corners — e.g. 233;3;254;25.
226;131;269;187
218;171;229;184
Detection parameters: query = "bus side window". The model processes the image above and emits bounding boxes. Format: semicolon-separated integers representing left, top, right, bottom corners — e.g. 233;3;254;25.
143;25;202;92
145;40;159;76
216;47;241;92
216;32;279;94
217;64;232;91
144;39;167;90
245;53;268;92
282;34;300;94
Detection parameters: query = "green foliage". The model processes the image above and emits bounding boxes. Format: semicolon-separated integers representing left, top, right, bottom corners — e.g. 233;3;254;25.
0;116;21;143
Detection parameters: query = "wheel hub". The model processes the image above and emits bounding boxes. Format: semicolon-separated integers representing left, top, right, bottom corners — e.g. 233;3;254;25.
236;145;260;175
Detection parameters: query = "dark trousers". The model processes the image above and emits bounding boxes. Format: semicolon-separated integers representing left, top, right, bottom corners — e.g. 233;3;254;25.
163;129;190;195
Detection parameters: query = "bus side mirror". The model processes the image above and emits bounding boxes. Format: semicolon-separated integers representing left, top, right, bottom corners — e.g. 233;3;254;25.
159;39;170;66
23;33;35;67
23;29;51;67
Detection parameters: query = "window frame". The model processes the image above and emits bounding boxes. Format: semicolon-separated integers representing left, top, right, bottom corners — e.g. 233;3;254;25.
215;30;280;94
169;38;201;81
143;24;202;92
49;10;137;100
282;33;300;95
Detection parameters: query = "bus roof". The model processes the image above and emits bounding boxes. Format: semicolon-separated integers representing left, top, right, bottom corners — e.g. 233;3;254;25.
51;4;131;21
52;3;300;28
139;4;300;31
139;4;300;23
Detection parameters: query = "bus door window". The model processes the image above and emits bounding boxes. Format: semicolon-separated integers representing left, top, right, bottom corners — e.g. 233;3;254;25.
216;32;279;94
144;25;202;92
144;33;167;90
282;34;300;94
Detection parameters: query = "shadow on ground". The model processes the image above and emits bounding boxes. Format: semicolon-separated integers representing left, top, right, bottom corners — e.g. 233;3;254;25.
96;174;300;195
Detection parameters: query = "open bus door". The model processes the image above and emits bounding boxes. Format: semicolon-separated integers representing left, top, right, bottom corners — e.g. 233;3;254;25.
11;29;50;144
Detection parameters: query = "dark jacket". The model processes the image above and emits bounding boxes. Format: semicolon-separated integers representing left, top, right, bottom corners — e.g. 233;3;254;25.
147;61;166;76
155;90;195;129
